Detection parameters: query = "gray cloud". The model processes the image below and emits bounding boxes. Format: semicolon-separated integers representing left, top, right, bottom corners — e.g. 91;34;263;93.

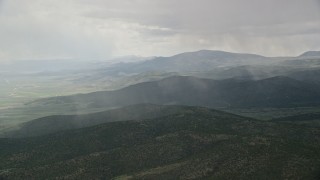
0;0;319;62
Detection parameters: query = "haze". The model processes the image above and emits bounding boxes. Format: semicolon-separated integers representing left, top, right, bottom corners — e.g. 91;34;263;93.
0;0;319;62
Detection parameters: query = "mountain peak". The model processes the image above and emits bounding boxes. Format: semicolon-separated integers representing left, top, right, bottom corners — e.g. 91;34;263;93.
170;50;266;60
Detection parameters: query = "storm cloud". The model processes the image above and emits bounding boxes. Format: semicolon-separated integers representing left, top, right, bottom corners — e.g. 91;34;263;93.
0;0;319;62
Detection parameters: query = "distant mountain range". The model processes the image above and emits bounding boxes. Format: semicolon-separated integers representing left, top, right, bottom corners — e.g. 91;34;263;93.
72;50;320;88
1;49;320;134
100;50;275;75
100;50;320;74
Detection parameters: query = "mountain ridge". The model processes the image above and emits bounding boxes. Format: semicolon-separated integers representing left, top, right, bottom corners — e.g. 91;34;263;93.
29;76;320;109
299;51;320;57
102;50;273;74
2;104;207;138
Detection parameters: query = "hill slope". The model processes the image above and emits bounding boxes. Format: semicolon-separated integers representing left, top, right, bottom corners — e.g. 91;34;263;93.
1;105;320;179
288;69;320;83
3;104;193;138
31;76;320;109
271;112;320;127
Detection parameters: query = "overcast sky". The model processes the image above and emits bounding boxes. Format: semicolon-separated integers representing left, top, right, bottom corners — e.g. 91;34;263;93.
0;0;319;62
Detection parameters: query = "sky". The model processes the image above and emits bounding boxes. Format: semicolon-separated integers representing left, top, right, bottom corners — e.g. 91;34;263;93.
0;0;320;62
